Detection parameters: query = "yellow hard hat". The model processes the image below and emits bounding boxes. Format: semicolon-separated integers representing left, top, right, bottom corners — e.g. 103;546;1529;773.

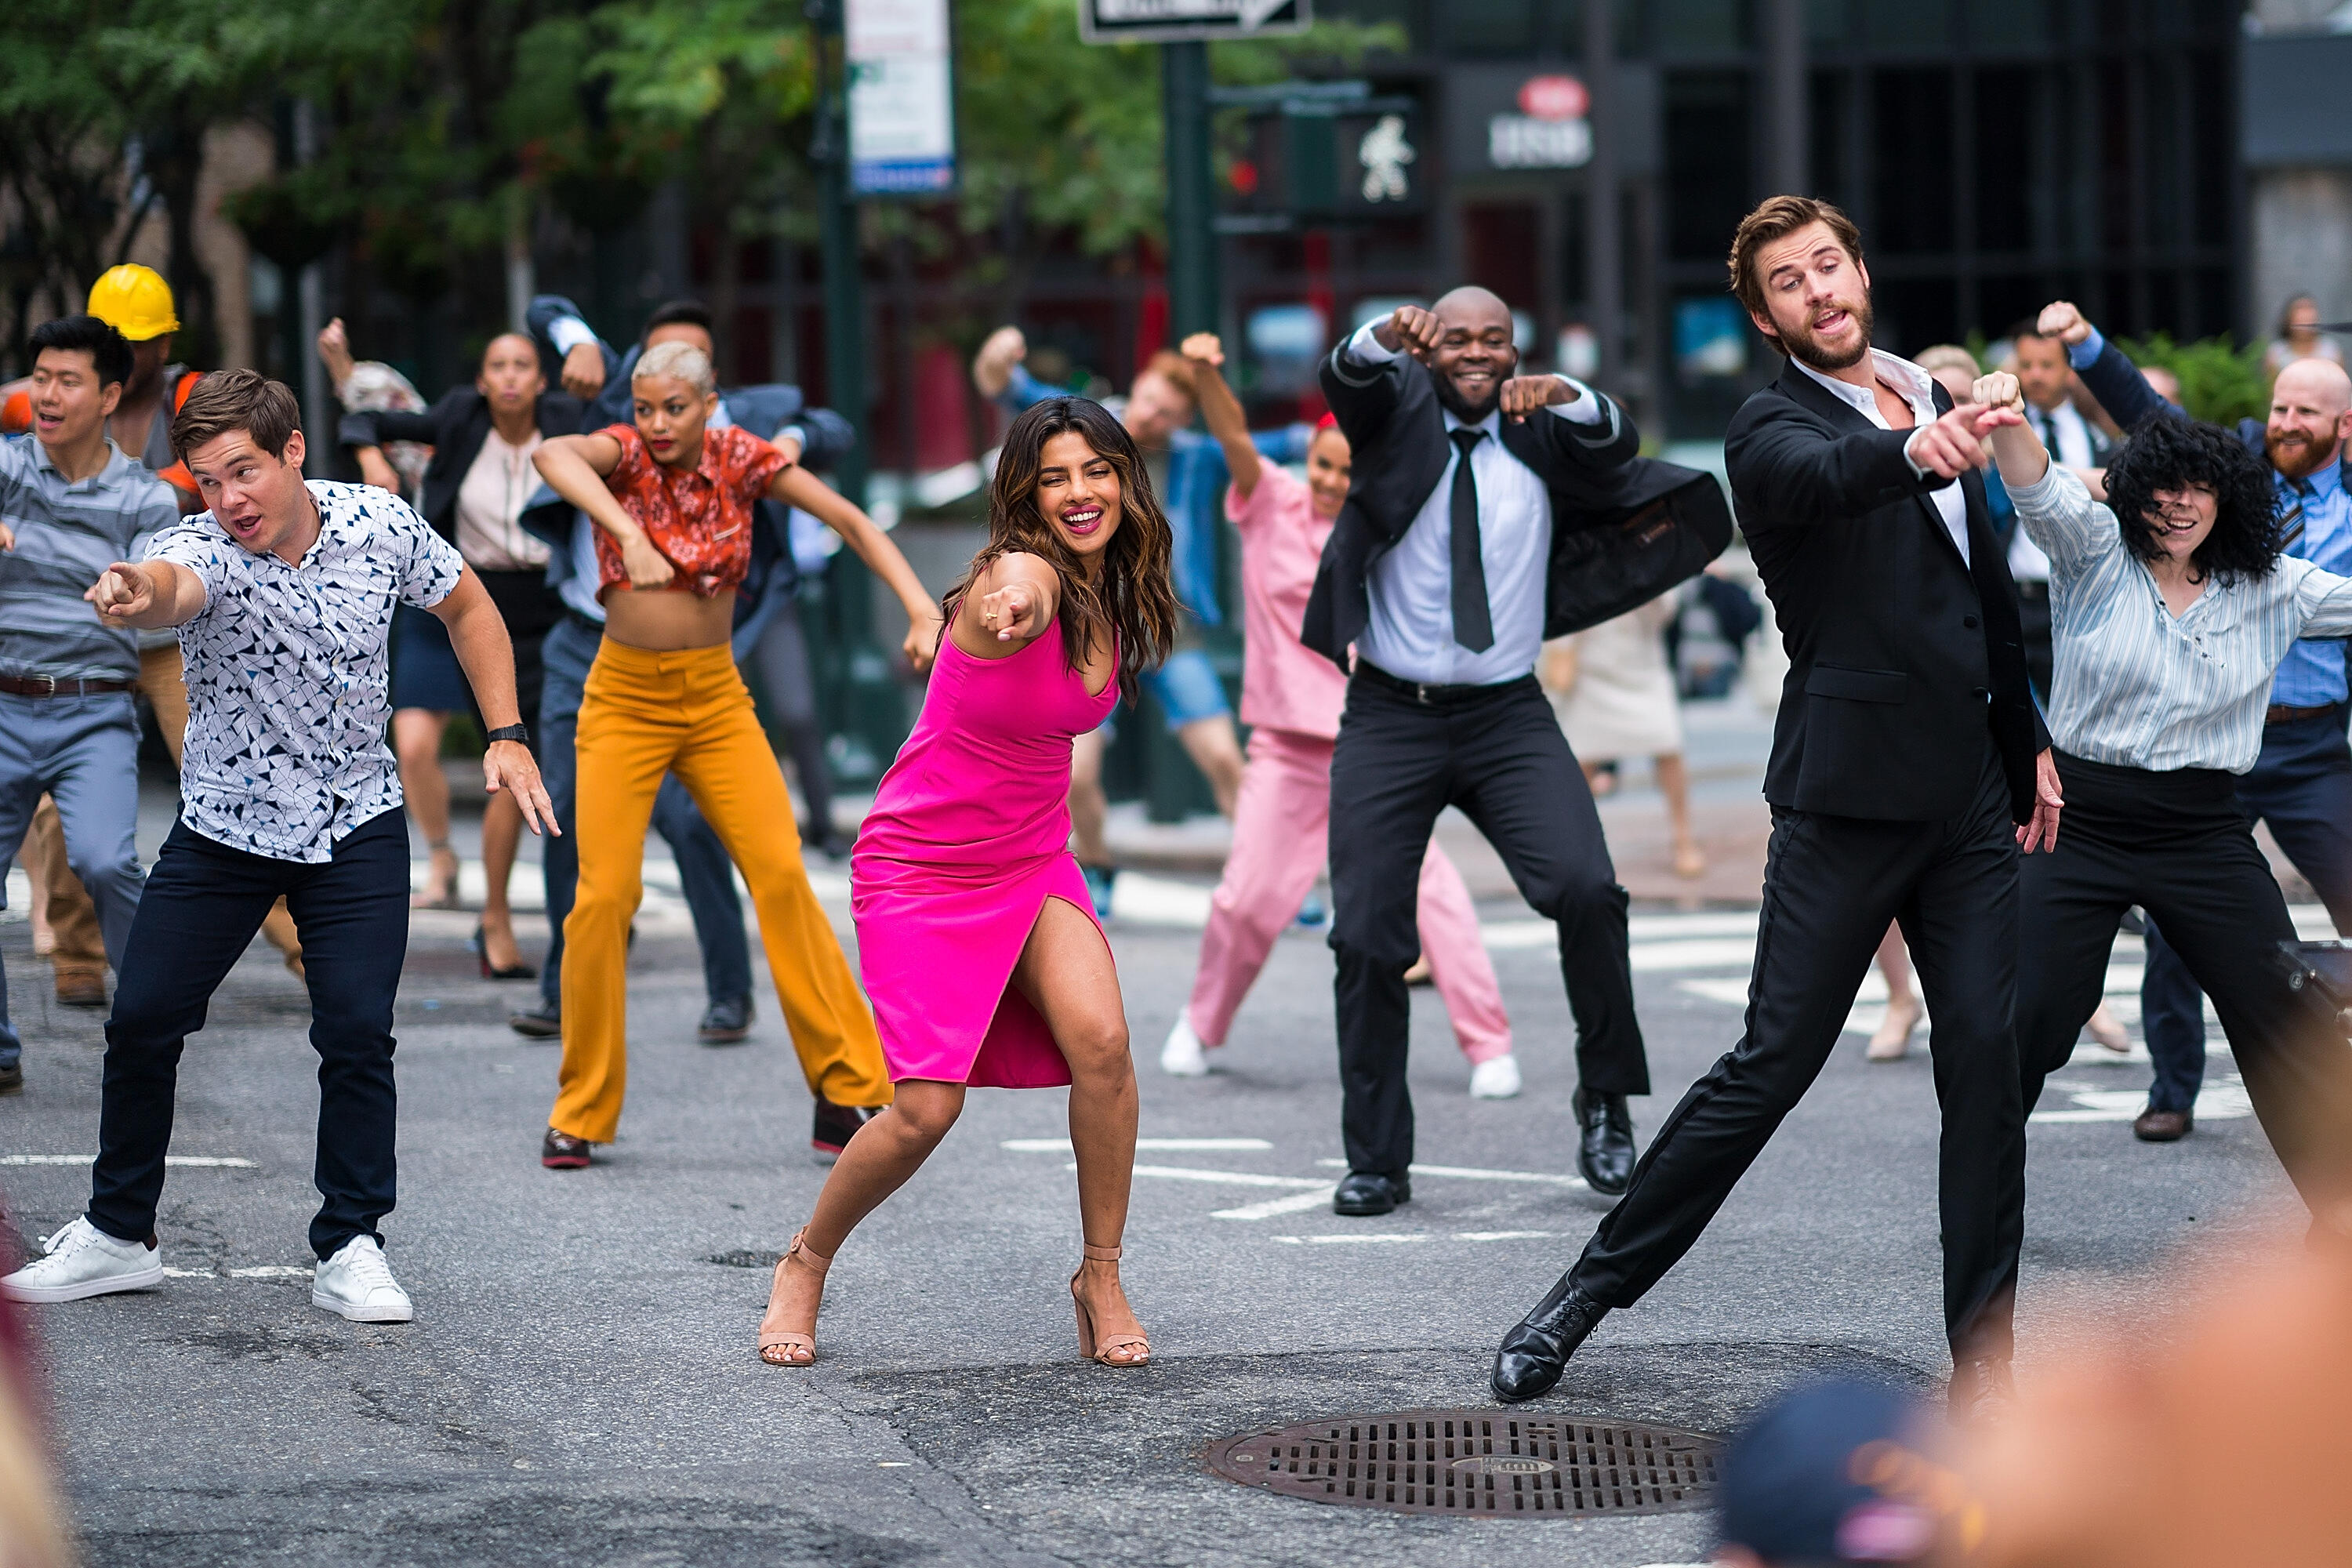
86;264;180;341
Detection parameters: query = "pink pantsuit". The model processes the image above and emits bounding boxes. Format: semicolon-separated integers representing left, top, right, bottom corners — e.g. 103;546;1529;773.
1185;466;1511;1060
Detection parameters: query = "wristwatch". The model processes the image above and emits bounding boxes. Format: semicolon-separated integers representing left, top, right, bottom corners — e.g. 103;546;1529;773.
485;724;531;746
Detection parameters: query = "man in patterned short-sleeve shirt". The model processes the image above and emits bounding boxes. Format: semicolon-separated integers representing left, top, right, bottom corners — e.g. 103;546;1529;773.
2;370;554;1325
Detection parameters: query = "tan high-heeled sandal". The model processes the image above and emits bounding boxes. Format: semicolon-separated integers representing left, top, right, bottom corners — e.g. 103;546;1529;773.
1070;1243;1150;1367
758;1227;829;1367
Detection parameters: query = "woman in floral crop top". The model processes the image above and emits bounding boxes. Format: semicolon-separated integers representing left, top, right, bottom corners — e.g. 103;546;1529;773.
527;340;943;1170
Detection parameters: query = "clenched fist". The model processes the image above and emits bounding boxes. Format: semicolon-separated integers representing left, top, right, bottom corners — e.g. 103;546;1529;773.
1372;304;1443;361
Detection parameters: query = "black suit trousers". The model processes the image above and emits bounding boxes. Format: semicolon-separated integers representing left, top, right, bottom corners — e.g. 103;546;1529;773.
2016;753;2352;1210
1569;752;2027;1355
1327;672;1647;1178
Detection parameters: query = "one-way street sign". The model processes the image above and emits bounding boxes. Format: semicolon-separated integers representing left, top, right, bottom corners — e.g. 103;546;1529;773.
1080;0;1311;44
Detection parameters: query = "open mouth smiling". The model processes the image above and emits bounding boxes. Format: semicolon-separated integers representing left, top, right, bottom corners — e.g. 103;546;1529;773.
1061;503;1104;535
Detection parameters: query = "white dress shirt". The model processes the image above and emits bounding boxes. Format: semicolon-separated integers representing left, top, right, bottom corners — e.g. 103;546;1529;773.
1791;351;1971;566
1340;321;1609;686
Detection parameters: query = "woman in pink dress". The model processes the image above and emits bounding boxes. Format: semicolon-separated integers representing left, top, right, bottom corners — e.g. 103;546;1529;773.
1157;335;1519;1094
758;396;1176;1370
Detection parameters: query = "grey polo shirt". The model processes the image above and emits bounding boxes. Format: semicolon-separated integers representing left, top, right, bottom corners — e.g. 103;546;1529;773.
0;434;181;681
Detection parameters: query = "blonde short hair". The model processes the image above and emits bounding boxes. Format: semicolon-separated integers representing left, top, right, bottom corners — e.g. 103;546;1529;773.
632;339;716;397
1915;343;1980;379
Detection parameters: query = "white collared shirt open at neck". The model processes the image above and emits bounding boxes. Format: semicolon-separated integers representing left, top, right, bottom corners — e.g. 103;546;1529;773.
1791;349;1972;565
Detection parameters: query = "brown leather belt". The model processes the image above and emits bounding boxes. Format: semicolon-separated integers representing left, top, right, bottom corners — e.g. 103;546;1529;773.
0;673;136;698
2266;702;2343;726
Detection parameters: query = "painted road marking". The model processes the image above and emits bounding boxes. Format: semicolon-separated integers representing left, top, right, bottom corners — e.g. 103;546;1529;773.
1108;1164;1326;1190
1314;1159;1587;1189
2;1155;256;1168
1214;1191;1335;1221
2032;1080;2254;1123
1002;1138;1272;1152
226;1265;313;1278
1269;1231;1559;1245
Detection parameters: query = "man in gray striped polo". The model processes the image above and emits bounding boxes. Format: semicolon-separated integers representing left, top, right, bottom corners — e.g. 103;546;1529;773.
0;315;181;1094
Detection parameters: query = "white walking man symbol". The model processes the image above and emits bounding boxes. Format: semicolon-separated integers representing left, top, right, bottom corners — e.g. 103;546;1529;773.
1359;114;1416;204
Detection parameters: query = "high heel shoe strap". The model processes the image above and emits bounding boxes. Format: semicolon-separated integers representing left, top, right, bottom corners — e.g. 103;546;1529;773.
1080;1242;1122;1262
788;1227;834;1270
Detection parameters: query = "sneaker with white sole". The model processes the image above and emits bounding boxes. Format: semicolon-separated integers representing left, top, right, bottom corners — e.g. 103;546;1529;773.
311;1236;414;1323
1;1216;165;1303
1160;1013;1216;1077
1468;1054;1523;1100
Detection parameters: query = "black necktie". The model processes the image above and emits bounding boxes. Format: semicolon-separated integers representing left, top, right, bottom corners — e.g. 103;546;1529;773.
1448;426;1493;653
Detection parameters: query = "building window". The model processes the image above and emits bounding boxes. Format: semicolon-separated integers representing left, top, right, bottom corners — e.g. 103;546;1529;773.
1664;71;1753;260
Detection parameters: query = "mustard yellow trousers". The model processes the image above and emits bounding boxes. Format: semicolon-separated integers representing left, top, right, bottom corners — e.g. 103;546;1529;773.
553;638;890;1143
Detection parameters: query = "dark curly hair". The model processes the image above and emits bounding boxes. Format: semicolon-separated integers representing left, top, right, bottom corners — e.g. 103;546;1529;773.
949;397;1177;702
2102;413;2281;583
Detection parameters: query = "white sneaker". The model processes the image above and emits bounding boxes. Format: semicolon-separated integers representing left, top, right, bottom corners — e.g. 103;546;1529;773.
1;1216;165;1303
311;1236;414;1323
1160;1014;1216;1077
1468;1054;1523;1100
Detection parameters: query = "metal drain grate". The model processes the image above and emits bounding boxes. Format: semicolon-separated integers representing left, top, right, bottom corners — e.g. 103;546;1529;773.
1206;1410;1722;1517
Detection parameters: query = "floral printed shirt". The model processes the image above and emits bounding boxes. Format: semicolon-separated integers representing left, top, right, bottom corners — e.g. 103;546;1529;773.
145;481;464;862
592;423;790;600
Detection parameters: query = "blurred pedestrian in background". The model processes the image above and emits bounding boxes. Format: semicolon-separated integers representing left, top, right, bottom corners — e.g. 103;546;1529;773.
339;326;579;978
2263;292;2343;379
527;341;931;1171
1157;338;1515;1096
1542;589;1706;881
761;397;1171;1371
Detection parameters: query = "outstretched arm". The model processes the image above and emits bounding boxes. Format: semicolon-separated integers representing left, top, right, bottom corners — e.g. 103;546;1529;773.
770;465;943;673
949;550;1062;657
85;559;207;630
1178;333;1264;499
2038;300;2172;432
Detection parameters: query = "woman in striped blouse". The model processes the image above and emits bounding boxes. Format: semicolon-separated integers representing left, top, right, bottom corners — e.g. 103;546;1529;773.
1980;376;2352;1218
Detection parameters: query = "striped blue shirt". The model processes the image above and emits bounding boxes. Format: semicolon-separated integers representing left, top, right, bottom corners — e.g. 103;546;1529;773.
0;434;180;681
2014;463;2352;774
2264;459;2352;706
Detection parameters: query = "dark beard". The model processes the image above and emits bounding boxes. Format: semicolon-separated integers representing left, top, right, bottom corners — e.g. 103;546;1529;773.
1428;360;1508;423
1780;296;1876;373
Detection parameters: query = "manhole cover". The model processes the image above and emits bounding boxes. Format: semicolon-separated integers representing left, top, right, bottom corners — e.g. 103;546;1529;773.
1206;1410;1722;1517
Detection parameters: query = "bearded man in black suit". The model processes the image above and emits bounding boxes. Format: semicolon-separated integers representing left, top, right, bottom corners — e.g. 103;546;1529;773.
1487;198;2061;1422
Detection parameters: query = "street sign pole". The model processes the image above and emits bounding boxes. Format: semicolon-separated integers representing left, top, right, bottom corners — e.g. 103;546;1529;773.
808;0;900;787
1162;40;1219;338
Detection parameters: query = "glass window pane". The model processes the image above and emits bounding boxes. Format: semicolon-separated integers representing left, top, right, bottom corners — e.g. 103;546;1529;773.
1444;1;1540;53
1864;0;1951;50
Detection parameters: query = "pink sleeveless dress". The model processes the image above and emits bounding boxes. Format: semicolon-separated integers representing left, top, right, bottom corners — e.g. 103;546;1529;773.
851;615;1119;1087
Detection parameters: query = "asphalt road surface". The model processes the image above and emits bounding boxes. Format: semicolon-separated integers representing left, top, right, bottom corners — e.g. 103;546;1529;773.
1;828;2302;1568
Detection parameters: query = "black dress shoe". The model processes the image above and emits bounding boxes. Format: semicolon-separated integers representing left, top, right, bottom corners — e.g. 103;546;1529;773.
1492;1275;1609;1403
1947;1353;2017;1427
0;1062;21;1095
1573;1087;1635;1196
1332;1171;1410;1216
811;1096;880;1163
508;1000;561;1040
698;994;755;1044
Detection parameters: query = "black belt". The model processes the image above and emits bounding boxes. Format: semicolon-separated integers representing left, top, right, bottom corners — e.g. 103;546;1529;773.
1353;659;1532;708
0;673;136;697
2014;579;2049;602
564;608;604;637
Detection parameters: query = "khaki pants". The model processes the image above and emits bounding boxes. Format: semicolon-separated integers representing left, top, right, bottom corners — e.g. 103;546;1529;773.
32;644;301;985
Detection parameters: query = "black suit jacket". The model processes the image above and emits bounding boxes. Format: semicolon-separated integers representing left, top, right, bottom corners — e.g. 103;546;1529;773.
1304;344;1731;669
1727;363;2044;824
339;390;586;546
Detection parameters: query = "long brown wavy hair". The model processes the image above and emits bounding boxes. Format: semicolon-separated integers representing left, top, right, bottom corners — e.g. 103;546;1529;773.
950;396;1177;702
